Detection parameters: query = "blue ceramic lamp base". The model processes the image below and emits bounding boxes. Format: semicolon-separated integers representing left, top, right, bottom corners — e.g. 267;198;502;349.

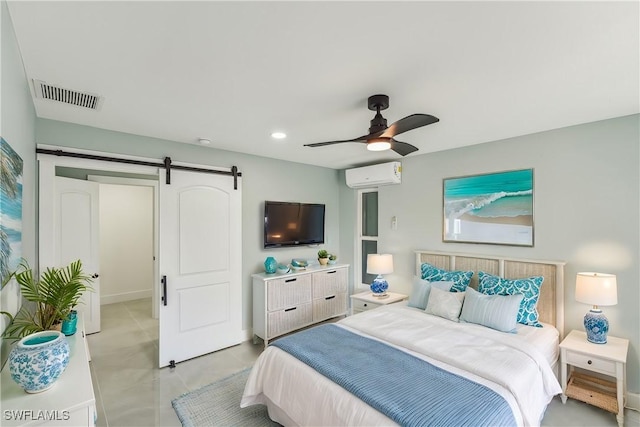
370;275;389;297
584;308;609;344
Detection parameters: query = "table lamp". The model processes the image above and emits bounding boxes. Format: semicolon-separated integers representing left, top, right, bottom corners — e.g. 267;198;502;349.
575;272;617;344
367;254;393;297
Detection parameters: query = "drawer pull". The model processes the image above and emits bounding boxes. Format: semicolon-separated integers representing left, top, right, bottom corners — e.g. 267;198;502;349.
363;303;368;307
327;271;337;274
325;295;336;300
284;307;297;312
285;278;297;283
587;360;592;365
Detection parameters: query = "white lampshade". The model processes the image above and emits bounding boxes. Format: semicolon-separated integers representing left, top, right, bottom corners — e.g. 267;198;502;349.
367;254;394;275
575;272;618;307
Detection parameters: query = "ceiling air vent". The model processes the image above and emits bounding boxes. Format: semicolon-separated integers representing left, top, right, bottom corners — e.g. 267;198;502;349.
33;79;104;111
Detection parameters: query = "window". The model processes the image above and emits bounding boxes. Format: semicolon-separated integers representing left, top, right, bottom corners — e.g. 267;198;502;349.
357;189;378;288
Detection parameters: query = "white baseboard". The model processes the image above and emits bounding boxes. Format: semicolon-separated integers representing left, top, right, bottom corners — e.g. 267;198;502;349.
627;392;640;412
101;289;152;305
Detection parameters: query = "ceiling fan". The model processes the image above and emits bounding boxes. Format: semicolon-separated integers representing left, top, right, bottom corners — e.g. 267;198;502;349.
304;94;439;156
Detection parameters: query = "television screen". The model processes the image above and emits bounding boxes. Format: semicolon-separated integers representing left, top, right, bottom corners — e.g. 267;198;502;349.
264;201;325;248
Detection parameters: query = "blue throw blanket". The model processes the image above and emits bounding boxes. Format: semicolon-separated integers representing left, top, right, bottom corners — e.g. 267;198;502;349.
272;324;516;427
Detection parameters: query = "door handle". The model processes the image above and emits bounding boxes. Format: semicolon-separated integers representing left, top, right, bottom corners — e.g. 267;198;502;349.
161;275;167;306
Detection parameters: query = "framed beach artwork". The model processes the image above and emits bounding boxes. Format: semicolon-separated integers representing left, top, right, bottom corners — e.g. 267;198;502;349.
443;169;534;246
0;137;24;283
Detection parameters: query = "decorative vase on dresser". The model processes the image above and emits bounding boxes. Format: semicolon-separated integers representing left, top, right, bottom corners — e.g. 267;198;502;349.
264;256;277;274
2;312;97;426
9;330;70;393
61;310;78;336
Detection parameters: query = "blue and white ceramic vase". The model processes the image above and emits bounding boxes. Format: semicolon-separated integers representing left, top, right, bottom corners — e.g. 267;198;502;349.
9;330;70;393
370;275;389;297
584;308;609;344
264;257;277;274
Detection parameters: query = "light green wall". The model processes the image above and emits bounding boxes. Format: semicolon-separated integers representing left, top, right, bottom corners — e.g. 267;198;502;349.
0;0;37;362
35;118;341;334
339;114;639;392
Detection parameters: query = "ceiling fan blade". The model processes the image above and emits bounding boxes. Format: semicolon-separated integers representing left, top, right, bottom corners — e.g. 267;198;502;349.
304;135;370;148
380;114;439;138
389;139;419;156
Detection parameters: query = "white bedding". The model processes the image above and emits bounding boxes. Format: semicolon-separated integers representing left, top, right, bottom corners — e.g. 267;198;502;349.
404;302;560;366
242;304;561;427
514;321;560;366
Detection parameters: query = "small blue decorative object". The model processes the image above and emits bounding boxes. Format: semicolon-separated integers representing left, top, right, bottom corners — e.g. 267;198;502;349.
264;257;277;274
276;264;290;274
584;308;609;344
61;310;78;336
370;275;389;297
9;330;70;393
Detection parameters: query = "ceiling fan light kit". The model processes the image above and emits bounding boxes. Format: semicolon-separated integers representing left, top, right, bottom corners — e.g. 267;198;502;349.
367;138;392;151
304;94;439;156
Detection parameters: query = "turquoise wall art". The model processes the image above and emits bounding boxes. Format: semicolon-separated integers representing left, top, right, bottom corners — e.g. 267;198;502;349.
0;137;24;283
443;169;534;246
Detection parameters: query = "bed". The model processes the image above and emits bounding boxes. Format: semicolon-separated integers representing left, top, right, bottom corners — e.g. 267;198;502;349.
241;250;566;426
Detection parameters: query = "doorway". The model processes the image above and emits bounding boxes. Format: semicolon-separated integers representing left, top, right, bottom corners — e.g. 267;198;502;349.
88;175;158;319
38;147;244;368
54;168;159;326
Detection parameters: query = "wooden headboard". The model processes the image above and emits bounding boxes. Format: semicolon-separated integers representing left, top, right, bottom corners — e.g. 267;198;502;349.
415;250;566;337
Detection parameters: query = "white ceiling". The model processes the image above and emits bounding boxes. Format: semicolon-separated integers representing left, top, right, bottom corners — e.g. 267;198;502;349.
7;1;639;169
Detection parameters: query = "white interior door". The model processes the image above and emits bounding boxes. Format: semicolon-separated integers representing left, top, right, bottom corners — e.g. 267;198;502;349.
53;177;101;334
159;169;242;367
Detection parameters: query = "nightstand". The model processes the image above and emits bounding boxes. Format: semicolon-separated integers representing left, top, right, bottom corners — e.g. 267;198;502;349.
350;291;408;314
559;329;629;427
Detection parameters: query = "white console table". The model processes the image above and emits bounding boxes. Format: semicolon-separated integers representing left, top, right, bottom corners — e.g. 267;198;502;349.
0;315;97;426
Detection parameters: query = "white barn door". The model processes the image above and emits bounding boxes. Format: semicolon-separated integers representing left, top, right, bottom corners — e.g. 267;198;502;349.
158;169;242;367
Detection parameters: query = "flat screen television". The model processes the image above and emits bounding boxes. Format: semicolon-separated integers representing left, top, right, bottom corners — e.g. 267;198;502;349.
264;201;325;248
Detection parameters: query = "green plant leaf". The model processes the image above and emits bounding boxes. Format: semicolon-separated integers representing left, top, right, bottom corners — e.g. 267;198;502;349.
2;259;94;340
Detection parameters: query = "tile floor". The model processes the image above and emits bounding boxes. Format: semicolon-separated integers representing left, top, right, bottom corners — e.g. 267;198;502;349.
88;298;639;427
88;299;262;427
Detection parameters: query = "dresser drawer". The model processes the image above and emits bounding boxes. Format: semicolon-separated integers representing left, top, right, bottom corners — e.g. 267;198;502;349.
566;351;616;376
312;268;348;298
267;302;312;338
351;298;381;312
313;293;347;321
267;275;312;311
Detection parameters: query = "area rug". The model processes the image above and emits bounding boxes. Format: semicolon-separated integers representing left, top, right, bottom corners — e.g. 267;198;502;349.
171;368;280;427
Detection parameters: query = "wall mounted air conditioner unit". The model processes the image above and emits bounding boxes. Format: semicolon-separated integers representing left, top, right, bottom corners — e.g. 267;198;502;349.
345;161;402;188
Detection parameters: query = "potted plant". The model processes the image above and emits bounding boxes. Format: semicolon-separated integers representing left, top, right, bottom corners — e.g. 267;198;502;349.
0;259;93;341
317;249;329;266
328;254;338;265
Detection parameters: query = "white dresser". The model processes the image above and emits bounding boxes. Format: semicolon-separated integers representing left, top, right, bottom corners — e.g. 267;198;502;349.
252;264;349;347
0;315;96;426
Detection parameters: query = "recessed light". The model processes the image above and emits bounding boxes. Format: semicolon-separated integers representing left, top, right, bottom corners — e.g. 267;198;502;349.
271;132;287;139
198;138;211;145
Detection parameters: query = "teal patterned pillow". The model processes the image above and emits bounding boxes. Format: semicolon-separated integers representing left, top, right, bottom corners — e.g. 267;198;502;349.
478;271;544;327
420;263;473;292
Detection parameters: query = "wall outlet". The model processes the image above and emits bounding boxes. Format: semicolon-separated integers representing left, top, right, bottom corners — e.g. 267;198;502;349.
391;216;398;230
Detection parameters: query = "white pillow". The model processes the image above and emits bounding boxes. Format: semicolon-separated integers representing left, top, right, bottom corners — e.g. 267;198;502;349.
407;277;454;310
425;287;466;321
460;287;523;333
